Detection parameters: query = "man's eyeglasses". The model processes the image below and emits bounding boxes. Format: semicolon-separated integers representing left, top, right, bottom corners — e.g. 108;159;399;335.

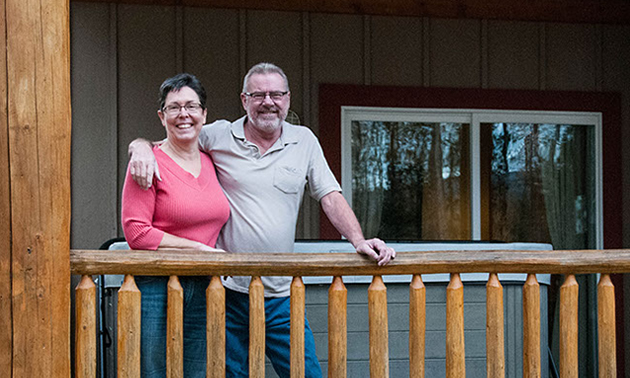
162;103;203;116
244;91;288;102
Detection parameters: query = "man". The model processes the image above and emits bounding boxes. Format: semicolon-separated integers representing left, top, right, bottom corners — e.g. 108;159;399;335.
129;62;395;377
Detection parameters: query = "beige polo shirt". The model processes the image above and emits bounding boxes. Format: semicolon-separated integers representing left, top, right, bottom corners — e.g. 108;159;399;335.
198;116;341;297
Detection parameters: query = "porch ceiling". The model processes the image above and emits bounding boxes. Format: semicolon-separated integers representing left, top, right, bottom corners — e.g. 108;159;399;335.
75;0;630;24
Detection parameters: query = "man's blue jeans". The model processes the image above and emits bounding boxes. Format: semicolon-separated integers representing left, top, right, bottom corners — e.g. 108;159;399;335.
136;276;209;378
225;288;323;378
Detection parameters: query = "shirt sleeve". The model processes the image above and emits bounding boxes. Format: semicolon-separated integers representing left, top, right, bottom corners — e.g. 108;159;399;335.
121;165;164;250
198;119;231;153
305;131;342;201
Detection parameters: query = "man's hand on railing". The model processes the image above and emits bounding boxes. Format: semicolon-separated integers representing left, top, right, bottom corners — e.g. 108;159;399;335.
128;138;161;190
355;238;396;266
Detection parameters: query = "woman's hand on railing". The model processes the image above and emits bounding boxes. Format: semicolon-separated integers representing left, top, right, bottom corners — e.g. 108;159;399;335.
156;233;226;253
354;238;396;266
196;244;226;253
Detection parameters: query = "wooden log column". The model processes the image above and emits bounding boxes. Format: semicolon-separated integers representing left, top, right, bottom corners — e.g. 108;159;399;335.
290;277;306;378
0;6;11;369
207;276;226;378
167;276;184;378
249;276;265;378
328;276;347;378
486;273;504;378
1;0;72;376
446;273;465;378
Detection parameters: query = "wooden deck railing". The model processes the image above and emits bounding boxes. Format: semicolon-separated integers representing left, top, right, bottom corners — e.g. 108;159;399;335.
71;248;630;378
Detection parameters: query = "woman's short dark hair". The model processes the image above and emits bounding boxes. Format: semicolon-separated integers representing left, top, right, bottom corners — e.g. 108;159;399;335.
158;73;207;110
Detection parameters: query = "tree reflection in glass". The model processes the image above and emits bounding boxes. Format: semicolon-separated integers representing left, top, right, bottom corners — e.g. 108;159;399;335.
351;121;470;240
487;123;596;249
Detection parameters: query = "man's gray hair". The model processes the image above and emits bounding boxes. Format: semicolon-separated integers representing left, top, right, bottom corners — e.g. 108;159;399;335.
242;62;290;93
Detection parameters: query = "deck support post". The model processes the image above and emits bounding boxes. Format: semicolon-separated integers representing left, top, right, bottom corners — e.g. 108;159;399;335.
0;0;72;376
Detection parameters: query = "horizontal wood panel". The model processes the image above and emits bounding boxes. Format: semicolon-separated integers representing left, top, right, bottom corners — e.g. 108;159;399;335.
71;248;630;275
74;0;630;24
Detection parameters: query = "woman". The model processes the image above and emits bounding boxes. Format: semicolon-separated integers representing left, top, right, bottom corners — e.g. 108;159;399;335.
121;73;230;378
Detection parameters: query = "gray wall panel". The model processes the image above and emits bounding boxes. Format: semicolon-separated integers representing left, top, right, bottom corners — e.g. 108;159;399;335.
487;21;540;89
546;24;599;90
70;2;118;248
116;4;178;209
429;18;482;88
310;12;364;137
310;13;364;85
247;10;304;118
183;7;242;122
370;16;424;87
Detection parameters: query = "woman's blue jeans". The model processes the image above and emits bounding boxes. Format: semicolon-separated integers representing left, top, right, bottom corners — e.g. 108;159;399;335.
134;277;322;378
135;276;209;378
224;288;323;378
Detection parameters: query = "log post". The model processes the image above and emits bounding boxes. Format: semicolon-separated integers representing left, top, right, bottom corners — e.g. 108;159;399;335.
1;0;72;376
249;276;265;378
167;276;184;378
486;273;504;378
207;276;226;378
560;274;579;378
328;276;347;378
290;277;305;378
597;274;616;378
118;275;141;378
368;275;389;378
75;275;97;378
0;41;11;372
446;273;465;378
523;274;540;377
409;274;426;378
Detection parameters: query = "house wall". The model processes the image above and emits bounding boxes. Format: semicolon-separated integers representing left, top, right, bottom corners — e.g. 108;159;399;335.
69;2;630;375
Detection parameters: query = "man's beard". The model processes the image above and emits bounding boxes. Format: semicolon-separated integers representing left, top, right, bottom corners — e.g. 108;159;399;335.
248;110;285;133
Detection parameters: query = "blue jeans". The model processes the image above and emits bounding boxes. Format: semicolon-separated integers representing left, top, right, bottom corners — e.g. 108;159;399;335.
225;288;323;378
135;276;209;378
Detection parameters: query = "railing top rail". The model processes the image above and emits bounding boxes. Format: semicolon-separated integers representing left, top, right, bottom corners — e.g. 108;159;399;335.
70;249;630;276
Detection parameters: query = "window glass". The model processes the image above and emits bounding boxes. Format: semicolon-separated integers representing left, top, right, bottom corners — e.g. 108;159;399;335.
351;120;470;240
484;123;597;249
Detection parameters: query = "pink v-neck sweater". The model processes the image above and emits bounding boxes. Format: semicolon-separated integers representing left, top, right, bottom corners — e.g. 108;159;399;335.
122;147;230;250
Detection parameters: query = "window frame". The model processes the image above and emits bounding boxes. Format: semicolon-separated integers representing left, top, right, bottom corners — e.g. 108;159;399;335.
340;106;603;247
319;84;621;250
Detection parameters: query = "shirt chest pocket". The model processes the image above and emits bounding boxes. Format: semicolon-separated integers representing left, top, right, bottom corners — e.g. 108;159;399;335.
273;166;305;194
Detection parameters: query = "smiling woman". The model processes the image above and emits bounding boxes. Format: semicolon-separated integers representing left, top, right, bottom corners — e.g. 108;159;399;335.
120;73;230;378
158;87;207;163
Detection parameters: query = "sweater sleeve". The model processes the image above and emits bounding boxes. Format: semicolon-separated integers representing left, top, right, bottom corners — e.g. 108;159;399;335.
121;165;164;250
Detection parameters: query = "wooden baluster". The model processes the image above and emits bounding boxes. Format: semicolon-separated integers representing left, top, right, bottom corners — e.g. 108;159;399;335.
167;276;183;378
559;274;578;378
446;273;465;378
291;277;305;378
523;274;540;378
486;273;504;378
597;274;616;378
118;274;141;378
249;276;265;378
328;276;347;378
75;275;96;378
368;275;389;378
207;276;226;378
409;274;426;378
